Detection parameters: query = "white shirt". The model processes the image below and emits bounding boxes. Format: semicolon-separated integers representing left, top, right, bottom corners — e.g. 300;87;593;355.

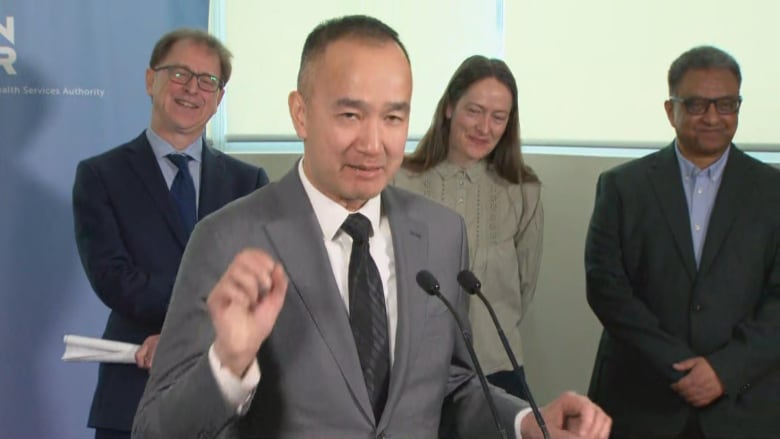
299;160;399;364
207;160;530;435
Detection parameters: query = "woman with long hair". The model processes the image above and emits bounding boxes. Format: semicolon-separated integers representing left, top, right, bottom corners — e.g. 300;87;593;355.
395;55;543;398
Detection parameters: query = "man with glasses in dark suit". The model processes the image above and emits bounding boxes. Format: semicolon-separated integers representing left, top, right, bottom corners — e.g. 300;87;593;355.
73;28;268;439
586;45;780;439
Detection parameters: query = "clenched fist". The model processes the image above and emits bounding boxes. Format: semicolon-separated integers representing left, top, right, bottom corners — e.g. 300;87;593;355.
208;249;288;377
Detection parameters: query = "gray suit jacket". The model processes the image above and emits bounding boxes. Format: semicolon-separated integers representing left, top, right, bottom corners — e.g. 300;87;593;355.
133;166;526;439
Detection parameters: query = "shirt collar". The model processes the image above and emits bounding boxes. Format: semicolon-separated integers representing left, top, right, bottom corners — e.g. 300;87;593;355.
297;159;382;241
145;127;203;162
674;140;730;182
434;159;488;182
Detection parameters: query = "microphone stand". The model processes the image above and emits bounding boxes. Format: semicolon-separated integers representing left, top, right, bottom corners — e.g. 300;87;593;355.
416;270;509;439
458;270;551;439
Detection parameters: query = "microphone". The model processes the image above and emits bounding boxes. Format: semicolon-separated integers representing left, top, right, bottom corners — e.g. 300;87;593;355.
415;270;508;439
457;269;550;439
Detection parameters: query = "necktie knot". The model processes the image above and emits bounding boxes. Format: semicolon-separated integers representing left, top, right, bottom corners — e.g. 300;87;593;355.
166;153;192;171
341;213;372;244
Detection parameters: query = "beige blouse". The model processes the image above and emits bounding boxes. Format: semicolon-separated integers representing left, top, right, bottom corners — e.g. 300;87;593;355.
394;160;543;373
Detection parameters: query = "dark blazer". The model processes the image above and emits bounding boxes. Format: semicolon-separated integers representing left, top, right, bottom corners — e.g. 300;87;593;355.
585;143;780;439
133;166;526;439
73;132;269;432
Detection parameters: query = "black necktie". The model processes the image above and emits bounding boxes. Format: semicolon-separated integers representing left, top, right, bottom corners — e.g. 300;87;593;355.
341;213;390;422
166;153;197;237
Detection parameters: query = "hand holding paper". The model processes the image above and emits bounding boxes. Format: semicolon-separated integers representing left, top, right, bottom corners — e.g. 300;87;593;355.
134;334;160;369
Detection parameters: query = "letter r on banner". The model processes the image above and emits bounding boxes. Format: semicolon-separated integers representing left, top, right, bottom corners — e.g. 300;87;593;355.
0;16;17;75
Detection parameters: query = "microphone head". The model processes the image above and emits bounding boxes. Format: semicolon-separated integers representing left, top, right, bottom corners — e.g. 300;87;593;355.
416;270;440;296
457;270;481;295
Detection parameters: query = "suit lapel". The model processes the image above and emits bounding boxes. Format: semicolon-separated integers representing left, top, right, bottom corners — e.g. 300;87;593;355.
648;144;697;280
198;142;224;219
265;169;374;422
378;188;428;428
126;133;188;247
698;147;753;275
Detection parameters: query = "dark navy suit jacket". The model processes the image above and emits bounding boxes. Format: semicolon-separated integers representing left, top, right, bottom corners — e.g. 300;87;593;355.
73;132;269;431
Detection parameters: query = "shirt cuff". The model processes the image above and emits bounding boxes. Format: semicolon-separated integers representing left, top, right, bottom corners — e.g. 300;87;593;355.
514;408;533;439
208;344;260;414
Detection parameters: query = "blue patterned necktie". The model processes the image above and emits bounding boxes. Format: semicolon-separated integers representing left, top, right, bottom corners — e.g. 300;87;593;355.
341;213;390;422
166;153;196;237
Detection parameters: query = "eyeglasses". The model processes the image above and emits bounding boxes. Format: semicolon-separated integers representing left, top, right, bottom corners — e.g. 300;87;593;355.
153;65;224;92
669;96;742;115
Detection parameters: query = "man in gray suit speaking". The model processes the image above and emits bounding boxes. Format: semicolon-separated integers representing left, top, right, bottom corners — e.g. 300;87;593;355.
133;15;611;439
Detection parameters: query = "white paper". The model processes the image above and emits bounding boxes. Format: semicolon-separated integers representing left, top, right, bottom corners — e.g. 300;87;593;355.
62;334;139;364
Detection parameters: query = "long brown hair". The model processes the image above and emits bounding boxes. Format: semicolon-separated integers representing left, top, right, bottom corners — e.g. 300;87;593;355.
403;55;537;184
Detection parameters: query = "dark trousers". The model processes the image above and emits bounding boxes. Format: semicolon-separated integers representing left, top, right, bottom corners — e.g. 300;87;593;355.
94;428;131;439
486;367;528;400
610;412;704;439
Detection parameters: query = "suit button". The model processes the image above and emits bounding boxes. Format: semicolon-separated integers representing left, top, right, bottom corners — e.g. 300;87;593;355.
693;303;703;311
377;433;387;439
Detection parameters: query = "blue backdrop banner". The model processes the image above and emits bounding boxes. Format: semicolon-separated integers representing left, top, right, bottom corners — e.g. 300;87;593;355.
0;1;208;437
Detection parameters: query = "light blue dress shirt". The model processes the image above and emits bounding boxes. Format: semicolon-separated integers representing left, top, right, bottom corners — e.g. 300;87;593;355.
674;143;730;267
145;128;202;210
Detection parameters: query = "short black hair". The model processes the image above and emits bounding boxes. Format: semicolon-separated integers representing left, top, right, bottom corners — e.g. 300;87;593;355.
296;15;409;93
668;45;741;95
